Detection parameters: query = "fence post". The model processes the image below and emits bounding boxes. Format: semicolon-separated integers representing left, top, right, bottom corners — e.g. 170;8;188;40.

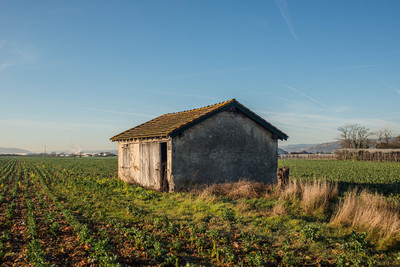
277;167;289;190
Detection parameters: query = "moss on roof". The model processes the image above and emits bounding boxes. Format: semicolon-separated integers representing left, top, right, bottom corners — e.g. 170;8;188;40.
110;99;288;141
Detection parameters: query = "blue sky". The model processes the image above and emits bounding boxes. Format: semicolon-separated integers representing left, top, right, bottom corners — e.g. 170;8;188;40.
1;0;400;152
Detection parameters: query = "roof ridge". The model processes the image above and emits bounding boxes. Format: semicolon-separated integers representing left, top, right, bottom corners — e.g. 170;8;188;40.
110;98;288;142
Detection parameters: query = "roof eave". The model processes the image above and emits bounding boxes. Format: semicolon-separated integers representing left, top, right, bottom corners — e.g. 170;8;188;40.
110;135;170;142
109;98;289;142
233;103;288;140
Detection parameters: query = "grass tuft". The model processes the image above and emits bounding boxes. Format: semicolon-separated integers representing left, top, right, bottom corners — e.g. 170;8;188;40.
272;202;287;216
280;179;338;214
197;180;269;200
331;188;400;243
301;179;338;213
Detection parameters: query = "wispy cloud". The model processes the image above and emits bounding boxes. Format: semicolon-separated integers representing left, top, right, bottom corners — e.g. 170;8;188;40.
330;64;378;71
0;39;6;49
278;83;330;109
258;110;400;144
15;47;35;62
0;63;14;71
49;7;83;15
384;49;400;55
146;90;218;101
274;0;300;42
164;66;258;79
388;86;400;95
277;83;350;113
0;40;13;72
83;107;155;118
0;119;110;130
0;40;36;72
381;81;400;96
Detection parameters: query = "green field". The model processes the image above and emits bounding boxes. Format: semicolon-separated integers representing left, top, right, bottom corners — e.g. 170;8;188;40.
0;157;399;266
279;159;400;198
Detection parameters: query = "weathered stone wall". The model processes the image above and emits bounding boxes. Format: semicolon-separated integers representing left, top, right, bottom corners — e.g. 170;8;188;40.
171;110;278;191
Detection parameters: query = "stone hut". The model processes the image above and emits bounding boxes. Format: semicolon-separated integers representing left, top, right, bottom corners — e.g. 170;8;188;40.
110;99;288;192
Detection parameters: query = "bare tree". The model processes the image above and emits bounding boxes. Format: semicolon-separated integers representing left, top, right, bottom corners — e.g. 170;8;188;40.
338;125;352;148
338;124;371;149
374;129;393;148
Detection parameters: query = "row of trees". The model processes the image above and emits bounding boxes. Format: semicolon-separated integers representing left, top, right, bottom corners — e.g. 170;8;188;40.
338;124;400;149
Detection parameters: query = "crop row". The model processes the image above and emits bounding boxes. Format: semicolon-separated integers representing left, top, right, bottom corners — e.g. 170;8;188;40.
23;158;279;265
30;163;120;265
1;157;399;266
23;164;50;265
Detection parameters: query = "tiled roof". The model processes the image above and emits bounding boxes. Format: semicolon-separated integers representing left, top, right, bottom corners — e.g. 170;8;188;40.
110;99;288;141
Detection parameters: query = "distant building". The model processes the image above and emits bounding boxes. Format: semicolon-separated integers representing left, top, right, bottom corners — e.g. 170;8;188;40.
110;99;288;192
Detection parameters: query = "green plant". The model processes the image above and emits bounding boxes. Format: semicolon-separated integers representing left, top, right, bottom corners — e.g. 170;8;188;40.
172;238;183;252
246;251;263;266
1;157;399;266
50;221;60;236
281;240;296;266
26;240;48;266
149;241;168;262
222;208;235;222
341;231;371;254
336;252;346;267
300;224;320;243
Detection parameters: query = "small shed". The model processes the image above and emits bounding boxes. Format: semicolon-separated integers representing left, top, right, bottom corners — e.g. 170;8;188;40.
110;99;288;192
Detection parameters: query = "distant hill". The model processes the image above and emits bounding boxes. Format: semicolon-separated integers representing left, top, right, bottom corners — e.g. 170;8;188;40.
84;150;118;154
0;147;31;154
278;148;288;155
280;141;341;153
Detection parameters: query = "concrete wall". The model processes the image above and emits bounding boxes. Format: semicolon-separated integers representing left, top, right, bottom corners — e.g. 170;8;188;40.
171;110;278;191
118;139;172;191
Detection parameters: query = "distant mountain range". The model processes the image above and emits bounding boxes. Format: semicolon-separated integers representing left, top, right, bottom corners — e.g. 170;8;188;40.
0;147;31;154
2;143;340;155
0;147;118;155
279;141;341;153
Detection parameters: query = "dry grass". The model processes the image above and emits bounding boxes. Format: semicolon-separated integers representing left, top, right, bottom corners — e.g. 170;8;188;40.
197;180;270;200
272;202;287;216
331;188;400;240
280;179;338;213
280;179;303;202
302;180;338;213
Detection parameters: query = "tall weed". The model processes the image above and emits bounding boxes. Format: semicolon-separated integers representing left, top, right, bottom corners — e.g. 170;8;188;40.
331;189;400;244
280;179;338;214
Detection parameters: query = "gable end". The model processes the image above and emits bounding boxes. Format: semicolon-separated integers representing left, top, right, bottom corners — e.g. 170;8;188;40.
169;100;288;140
